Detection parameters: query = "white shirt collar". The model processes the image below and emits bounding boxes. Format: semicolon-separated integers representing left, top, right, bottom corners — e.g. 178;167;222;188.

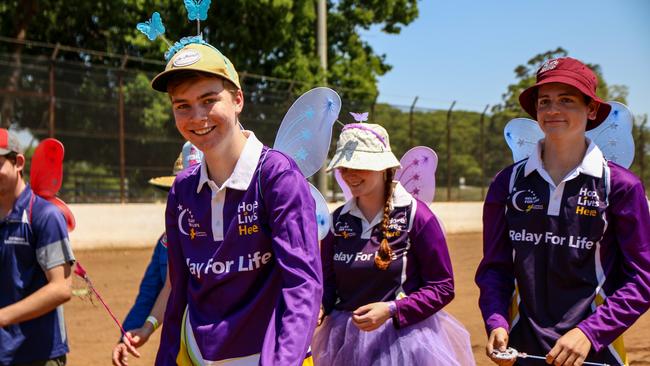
196;131;264;193
524;138;604;180
340;181;413;218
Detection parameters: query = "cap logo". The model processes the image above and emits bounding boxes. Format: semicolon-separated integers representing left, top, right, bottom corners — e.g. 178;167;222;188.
173;49;201;67
539;59;559;74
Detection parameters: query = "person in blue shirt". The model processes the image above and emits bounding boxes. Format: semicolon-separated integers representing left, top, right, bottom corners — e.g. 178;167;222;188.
112;144;202;366
0;128;75;366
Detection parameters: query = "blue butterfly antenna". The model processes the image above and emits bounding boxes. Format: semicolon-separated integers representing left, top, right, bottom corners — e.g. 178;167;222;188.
136;12;173;46
335;120;346;127
183;0;212;36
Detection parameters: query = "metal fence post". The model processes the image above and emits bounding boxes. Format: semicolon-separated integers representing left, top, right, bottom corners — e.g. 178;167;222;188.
480;104;489;200
408;96;418;147
48;43;59;138
118;55;128;203
446;101;456;201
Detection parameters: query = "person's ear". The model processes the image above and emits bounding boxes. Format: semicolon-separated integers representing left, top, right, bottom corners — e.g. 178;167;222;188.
587;100;599;121
234;89;244;114
15;154;26;173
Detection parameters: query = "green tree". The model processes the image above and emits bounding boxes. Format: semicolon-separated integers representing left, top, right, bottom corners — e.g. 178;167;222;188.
0;0;419;200
0;0;418;103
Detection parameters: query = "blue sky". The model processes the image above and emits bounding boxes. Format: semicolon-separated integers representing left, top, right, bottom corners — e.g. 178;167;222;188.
361;0;650;119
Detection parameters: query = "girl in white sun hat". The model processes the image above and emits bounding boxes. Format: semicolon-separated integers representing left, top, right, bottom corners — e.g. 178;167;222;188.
312;122;475;365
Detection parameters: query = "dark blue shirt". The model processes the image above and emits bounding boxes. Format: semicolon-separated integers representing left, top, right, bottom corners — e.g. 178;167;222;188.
0;185;74;365
122;233;168;332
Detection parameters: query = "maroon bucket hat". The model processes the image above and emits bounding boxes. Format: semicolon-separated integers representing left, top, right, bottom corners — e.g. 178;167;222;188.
518;57;611;130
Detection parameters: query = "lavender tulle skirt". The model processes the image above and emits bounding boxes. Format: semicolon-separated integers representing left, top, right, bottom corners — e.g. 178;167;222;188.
312;309;475;366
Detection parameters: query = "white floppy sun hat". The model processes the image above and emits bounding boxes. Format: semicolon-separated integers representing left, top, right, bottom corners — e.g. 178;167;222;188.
326;123;401;172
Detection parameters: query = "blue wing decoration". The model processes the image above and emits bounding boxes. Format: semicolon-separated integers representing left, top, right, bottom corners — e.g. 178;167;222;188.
136;12;166;41
309;183;331;240
585;101;634;168
503;118;544;162
273;87;341;178
184;0;211;21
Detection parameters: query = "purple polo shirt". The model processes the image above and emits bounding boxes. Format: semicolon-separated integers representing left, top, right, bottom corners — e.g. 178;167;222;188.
476;140;650;365
321;183;455;329
156;132;323;365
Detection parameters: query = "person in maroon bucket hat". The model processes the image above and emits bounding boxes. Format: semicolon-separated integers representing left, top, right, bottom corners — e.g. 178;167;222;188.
519;57;611;131
476;57;650;366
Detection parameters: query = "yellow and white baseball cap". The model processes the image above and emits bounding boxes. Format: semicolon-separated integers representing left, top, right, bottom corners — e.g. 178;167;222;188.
151;43;240;92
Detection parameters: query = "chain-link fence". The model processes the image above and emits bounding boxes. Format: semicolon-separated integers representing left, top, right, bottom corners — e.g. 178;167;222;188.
2;37;647;203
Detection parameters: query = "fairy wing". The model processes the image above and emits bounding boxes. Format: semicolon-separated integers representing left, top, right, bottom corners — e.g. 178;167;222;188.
47;196;76;231
30;138;64;198
30;138;76;231
273;87;341;178
396;146;438;205
585;101;635;168
272;87;340;238
504;102;635;168
308;183;331;240
503;118;544;163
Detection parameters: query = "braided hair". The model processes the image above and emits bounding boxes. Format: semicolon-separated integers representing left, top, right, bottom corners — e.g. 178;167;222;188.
374;168;397;270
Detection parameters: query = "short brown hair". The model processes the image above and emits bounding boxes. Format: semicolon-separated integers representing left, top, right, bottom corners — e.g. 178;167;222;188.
3;152;17;164
166;70;239;98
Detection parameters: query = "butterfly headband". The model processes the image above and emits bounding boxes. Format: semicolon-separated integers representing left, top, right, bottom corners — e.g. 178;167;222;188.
136;1;213;61
341;112;387;147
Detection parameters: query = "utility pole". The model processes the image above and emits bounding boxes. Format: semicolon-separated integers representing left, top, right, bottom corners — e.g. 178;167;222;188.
317;0;329;198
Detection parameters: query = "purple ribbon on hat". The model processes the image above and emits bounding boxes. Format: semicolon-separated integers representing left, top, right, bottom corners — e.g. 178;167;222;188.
342;123;387;147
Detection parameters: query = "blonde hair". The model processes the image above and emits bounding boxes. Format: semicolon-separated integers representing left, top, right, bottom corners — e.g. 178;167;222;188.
374;168;397;270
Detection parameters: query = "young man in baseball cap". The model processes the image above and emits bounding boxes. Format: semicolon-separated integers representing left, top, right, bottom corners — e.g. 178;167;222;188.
150;40;322;366
0;129;75;365
477;57;650;366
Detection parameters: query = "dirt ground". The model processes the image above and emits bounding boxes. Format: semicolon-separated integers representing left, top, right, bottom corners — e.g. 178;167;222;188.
65;233;650;365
